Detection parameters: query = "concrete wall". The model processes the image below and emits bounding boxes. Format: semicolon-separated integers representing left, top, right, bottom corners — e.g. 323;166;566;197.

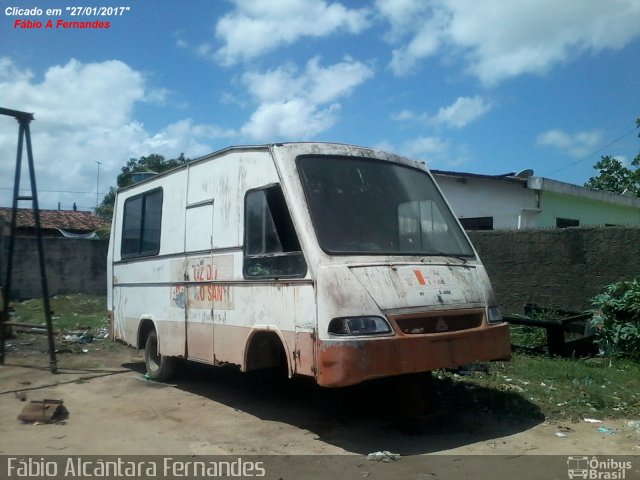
1;237;108;300
537;190;640;227
468;226;640;314
435;174;537;229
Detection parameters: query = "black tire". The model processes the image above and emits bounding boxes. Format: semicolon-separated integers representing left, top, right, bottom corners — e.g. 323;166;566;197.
144;329;176;381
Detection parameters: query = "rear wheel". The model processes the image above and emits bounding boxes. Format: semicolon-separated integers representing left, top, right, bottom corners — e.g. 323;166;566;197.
144;329;176;381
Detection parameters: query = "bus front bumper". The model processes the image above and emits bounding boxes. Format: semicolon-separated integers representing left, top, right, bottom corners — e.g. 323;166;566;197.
315;323;511;387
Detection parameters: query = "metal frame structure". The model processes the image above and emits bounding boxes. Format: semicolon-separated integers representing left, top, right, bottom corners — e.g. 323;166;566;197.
0;107;57;373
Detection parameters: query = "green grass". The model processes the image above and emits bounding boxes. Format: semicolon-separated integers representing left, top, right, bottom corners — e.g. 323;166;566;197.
9;294;108;331
509;325;548;349
439;352;640;420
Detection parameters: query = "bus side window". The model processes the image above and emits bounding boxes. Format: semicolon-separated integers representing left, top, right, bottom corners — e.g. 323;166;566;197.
121;188;163;258
243;185;307;278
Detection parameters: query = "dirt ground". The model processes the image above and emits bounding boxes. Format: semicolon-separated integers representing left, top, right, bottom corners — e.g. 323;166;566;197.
1;333;639;478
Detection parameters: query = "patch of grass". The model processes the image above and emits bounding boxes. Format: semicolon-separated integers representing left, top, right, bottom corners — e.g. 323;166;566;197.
508;307;569;351
10;294;108;331
509;325;548;350
441;352;640;420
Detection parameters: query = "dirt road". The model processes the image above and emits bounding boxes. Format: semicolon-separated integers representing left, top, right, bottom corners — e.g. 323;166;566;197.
1;338;639;478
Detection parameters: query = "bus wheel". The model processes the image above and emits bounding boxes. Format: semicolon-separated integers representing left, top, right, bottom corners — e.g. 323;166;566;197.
144;329;176;381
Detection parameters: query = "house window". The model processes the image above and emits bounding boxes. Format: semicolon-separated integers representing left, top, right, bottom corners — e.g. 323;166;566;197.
243;185;306;278
121;188;163;257
459;217;494;230
556;217;579;228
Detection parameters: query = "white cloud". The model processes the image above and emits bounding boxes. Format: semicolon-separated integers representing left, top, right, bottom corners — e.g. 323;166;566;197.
241;57;373;141
215;0;371;65
2;59;145;129
143;119;236;157
375;0;430;41
378;0;640;85
375;135;470;167
536;129;604;158
432;96;492;128
0;58;235;211
392;96;492;128
404;136;450;159
241;100;339;141
373;135;473;168
391;109;424;123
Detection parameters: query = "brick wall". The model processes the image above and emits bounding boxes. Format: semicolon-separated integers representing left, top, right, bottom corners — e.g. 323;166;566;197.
468;226;640;314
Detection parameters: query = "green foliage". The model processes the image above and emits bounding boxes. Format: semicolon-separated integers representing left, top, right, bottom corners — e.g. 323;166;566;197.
585;117;640;197
95;186;116;221
94;153;189;221
591;276;640;360
116;153;188;188
584;155;640;196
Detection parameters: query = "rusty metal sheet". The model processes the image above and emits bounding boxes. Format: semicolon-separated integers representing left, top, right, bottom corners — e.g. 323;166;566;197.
18;399;68;423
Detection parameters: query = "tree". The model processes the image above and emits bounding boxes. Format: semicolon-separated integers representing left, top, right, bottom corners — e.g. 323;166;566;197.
95;153;189;221
585;119;640;197
584;155;640;196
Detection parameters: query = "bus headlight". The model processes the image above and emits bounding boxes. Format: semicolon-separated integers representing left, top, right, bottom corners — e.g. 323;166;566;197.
328;316;392;336
487;306;503;324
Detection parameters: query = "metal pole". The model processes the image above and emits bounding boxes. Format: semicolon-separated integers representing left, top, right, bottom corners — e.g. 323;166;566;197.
0;107;57;373
23;120;57;374
95;161;102;208
0;122;25;365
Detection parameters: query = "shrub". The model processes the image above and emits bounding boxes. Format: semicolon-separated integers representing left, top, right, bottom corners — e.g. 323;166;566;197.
590;276;640;360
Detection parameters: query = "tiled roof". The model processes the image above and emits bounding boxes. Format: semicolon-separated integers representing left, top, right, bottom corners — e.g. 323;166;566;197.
0;207;107;231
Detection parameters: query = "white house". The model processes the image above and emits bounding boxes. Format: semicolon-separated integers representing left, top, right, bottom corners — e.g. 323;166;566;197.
431;170;640;230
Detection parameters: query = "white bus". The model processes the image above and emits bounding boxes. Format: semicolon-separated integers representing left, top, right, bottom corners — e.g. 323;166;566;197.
107;143;510;388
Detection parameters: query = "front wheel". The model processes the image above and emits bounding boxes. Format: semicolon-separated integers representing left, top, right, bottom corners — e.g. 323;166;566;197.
144;329;176;381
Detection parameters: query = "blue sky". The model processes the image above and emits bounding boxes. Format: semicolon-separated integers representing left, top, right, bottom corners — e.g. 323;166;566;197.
1;0;639;211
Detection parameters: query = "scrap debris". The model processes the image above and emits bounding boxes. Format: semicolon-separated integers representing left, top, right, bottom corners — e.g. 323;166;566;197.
583;418;602;424
367;451;401;462
18;399;68;424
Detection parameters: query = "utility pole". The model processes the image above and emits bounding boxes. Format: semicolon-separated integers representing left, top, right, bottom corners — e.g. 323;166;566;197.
95;160;102;208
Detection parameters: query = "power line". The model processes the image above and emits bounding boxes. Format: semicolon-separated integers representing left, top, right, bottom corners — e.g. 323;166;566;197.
544;126;637;177
0;187;110;195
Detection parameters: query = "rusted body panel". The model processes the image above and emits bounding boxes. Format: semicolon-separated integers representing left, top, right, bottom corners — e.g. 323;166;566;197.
185;321;214;363
316;322;510;387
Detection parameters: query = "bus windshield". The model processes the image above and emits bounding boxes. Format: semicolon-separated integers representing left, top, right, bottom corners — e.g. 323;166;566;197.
297;155;474;257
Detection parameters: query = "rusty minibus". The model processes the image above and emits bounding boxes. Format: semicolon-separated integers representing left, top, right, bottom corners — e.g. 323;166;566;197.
107;143;510;387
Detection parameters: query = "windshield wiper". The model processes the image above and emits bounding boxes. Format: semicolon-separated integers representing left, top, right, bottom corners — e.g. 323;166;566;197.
421;253;471;264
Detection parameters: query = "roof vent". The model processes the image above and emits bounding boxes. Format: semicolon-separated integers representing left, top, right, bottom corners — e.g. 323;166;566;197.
131;171;158;184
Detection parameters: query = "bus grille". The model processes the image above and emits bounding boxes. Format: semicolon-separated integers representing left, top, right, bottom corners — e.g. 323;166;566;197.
391;311;484;334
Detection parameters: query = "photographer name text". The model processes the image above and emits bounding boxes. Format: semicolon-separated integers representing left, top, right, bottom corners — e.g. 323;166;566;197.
5;5;132;29
7;457;267;478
